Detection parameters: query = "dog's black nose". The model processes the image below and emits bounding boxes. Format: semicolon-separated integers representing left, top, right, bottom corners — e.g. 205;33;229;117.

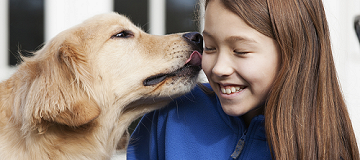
183;32;203;54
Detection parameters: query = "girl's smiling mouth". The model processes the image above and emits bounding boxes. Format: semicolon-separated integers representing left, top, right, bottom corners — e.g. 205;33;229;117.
220;85;247;95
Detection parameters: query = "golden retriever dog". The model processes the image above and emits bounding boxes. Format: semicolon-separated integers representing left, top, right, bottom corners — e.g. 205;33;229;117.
0;12;202;160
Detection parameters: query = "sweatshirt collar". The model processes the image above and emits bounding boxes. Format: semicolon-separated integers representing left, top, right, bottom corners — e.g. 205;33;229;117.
215;96;266;139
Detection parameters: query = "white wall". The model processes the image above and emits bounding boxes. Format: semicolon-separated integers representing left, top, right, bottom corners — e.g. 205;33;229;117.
45;0;113;41
149;0;166;35
45;0;168;38
323;0;360;143
0;0;12;81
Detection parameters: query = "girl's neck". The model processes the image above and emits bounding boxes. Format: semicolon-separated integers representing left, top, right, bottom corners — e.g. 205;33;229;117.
242;106;264;127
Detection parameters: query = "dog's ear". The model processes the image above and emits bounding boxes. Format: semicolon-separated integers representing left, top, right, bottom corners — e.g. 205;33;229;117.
52;39;101;127
22;37;101;132
51;91;101;127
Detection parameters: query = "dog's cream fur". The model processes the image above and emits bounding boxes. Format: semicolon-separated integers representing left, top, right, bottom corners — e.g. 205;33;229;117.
0;13;201;160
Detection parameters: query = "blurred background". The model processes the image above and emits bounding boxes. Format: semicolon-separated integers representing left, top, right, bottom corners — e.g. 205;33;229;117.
0;0;359;158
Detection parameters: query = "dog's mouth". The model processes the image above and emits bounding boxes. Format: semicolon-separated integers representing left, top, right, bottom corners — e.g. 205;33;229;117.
143;51;202;86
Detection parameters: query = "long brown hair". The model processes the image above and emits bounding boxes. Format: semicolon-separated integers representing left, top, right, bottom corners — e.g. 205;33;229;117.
204;0;359;159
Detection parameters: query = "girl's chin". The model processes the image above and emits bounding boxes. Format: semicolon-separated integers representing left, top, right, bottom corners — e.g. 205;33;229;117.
220;103;247;117
223;109;246;117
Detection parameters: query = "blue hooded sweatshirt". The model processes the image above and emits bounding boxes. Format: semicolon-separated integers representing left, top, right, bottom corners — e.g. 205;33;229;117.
127;84;271;160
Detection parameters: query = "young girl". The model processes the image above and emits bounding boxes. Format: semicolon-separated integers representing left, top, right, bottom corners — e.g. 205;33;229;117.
127;0;360;159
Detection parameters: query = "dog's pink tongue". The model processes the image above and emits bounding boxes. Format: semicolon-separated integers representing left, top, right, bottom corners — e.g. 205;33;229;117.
185;51;202;66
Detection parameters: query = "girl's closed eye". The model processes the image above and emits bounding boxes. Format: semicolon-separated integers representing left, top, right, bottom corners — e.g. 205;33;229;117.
233;50;249;55
204;46;216;53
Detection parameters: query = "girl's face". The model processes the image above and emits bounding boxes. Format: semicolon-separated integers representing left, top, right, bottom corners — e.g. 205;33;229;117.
202;0;280;117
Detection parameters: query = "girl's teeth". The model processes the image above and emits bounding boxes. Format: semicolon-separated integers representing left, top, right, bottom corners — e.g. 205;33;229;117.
220;86;244;94
221;88;226;94
226;88;231;94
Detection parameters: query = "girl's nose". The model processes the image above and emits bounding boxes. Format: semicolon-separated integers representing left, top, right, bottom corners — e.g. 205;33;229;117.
211;54;234;77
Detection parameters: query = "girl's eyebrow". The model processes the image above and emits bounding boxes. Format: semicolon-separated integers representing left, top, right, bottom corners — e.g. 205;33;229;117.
226;36;257;44
202;30;258;44
202;30;213;38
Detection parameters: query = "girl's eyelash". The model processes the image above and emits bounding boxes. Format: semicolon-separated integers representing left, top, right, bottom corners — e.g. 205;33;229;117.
203;47;249;54
234;50;249;54
204;47;216;51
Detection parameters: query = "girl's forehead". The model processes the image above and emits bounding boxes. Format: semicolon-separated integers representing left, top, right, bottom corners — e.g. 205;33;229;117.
203;0;262;41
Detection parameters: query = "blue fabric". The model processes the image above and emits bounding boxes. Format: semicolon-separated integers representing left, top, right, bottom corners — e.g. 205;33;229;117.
127;84;271;160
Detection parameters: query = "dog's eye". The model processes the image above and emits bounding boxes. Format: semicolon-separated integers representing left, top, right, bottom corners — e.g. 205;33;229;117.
112;30;134;38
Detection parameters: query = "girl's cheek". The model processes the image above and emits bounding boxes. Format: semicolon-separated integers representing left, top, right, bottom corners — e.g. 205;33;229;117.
201;54;213;74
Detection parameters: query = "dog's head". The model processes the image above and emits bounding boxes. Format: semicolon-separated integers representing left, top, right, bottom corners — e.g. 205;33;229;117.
14;13;202;133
